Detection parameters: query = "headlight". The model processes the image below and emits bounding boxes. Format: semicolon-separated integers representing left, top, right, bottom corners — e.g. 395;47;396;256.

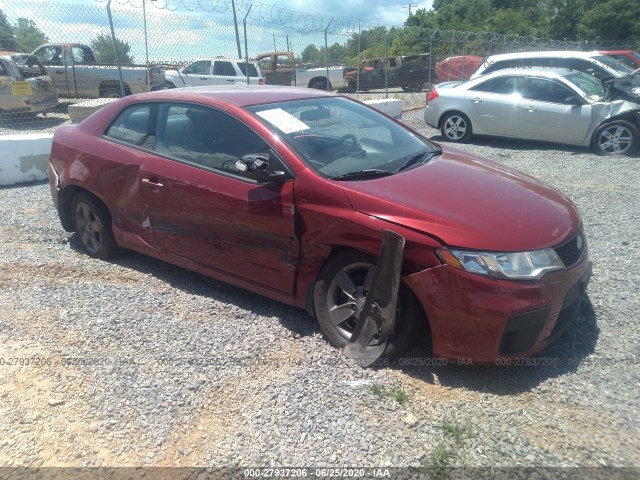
436;247;564;280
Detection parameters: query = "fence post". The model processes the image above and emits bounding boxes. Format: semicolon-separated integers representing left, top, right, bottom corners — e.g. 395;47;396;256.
106;0;126;97
243;5;253;84
429;29;437;88
324;18;334;91
384;30;388;98
357;20;361;94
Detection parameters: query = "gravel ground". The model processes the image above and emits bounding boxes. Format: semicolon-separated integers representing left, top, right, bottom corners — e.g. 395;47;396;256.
0;110;639;475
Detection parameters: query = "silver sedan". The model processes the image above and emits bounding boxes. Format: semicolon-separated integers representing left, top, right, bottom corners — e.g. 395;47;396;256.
423;68;640;156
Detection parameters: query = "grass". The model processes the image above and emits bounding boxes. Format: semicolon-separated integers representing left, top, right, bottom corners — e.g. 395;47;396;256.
368;383;410;405
428;442;453;478
442;419;473;445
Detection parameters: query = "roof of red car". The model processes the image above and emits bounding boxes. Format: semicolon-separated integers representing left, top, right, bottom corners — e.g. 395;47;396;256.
135;85;336;108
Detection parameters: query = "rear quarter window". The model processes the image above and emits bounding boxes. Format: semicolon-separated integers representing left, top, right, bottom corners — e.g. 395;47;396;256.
238;62;259;77
105;104;154;147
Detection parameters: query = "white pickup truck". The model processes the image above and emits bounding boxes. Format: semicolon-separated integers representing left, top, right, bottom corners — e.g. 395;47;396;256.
162;58;264;89
255;52;349;90
31;43;165;98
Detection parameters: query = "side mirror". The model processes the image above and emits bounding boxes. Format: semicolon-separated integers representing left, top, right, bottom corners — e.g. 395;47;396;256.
235;153;287;183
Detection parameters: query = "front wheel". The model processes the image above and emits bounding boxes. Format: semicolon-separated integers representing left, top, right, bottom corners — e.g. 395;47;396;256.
441;112;472;142
71;192;119;260
313;251;423;358
592;120;639;156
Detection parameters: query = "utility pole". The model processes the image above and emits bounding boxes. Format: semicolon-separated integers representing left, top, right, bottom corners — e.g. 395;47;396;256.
403;3;417;15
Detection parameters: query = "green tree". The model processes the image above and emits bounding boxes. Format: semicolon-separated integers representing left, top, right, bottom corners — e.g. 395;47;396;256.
0;9;16;51
577;0;640;41
14;18;47;53
300;44;322;63
90;33;133;65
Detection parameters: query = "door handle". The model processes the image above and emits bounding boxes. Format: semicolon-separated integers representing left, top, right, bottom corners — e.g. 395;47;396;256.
523;106;536;111
142;178;163;190
227;79;235;82
472;97;482;103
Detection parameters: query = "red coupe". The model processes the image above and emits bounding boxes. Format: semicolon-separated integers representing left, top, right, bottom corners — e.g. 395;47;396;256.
48;85;591;363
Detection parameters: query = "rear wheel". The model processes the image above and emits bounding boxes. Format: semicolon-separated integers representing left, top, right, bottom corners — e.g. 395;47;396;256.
71;192;118;260
100;84;131;98
592;120;639;156
313;251;423;358
309;80;329;90
441;112;472;142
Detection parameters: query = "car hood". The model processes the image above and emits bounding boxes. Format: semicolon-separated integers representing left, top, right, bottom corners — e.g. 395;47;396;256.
340;146;581;251
610;74;640;103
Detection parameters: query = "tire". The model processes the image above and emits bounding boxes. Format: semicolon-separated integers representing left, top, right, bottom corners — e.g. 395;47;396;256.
440;111;472;143
100;84;131;98
309;81;328;90
71;192;119;260
592;120;639;156
313;250;423;358
161;81;176;90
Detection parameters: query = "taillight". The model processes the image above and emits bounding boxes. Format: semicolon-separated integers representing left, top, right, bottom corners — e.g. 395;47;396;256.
427;88;439;103
259;78;265;85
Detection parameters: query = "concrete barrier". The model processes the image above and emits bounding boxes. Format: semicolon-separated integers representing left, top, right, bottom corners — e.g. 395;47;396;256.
364;98;403;119
68;98;117;124
0;133;53;186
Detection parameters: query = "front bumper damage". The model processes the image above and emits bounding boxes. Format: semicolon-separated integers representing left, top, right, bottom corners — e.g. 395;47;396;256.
404;258;592;363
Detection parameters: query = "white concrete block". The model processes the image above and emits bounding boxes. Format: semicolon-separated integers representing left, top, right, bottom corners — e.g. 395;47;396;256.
68;98;117;124
364;98;403;119
0;133;53;186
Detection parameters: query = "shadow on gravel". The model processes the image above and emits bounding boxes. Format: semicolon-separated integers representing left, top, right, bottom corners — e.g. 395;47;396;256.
67;238;318;338
0;113;68;131
392;296;599;394
429;133;588;155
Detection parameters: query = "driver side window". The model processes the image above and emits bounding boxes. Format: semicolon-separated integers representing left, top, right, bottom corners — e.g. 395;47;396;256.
186;61;211;75
155;103;272;181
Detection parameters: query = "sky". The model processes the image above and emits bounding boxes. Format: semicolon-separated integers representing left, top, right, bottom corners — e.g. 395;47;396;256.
0;0;434;62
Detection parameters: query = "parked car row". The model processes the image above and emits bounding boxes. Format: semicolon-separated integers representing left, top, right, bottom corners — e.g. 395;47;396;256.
425;50;640;156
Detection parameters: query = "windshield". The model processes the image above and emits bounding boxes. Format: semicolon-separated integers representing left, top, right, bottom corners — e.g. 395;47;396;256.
564;71;605;101
11;54;47;79
592;55;635;75
247;96;437;179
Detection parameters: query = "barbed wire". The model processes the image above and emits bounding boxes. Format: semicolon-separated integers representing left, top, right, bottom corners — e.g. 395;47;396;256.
92;0;638;48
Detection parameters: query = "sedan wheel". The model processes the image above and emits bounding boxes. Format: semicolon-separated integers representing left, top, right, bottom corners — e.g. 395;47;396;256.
441;112;472;142
593;120;639;156
313;251;423;357
71;192;118;260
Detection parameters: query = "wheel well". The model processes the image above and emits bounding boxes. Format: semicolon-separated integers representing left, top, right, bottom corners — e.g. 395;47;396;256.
590;113;640;145
308;76;330;89
99;81;132;96
303;245;432;342
59;186;112;233
438;110;469;129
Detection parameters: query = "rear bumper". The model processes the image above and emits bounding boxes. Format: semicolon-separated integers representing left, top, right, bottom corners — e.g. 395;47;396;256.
405;257;591;363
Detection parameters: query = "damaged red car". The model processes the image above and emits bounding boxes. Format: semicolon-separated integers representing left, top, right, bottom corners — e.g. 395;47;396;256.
48;85;591;363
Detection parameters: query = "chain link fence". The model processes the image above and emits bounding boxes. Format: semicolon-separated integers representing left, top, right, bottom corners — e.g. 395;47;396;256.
1;0;638;134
